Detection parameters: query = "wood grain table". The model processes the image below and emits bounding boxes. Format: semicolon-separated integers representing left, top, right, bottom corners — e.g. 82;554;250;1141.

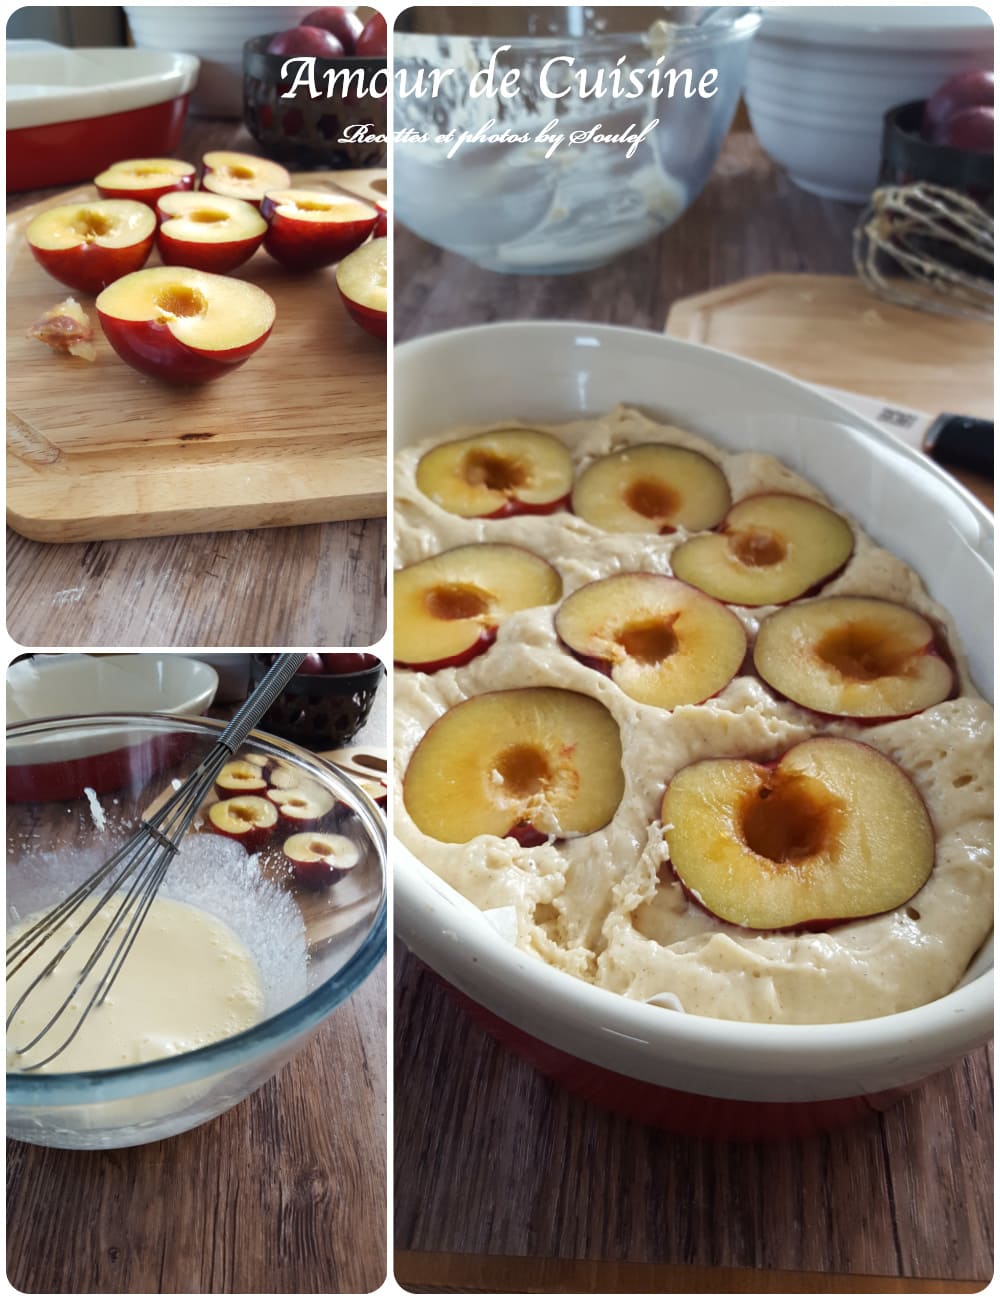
7;679;387;1294
6;121;386;649
393;130;994;1291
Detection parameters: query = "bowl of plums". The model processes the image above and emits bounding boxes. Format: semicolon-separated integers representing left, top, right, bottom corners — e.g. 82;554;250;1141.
880;70;993;198
249;652;384;751
244;7;388;169
392;321;993;1141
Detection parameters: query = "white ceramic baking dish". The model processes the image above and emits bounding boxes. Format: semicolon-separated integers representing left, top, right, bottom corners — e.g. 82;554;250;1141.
393;322;994;1139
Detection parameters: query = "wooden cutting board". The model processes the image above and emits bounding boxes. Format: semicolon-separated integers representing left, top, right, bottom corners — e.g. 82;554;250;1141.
665;273;993;509
665;273;993;421
7;169;387;542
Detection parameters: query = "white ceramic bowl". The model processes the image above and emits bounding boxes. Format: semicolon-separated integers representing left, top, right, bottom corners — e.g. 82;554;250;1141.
125;5;315;117
744;5;993;201
394;322;994;1139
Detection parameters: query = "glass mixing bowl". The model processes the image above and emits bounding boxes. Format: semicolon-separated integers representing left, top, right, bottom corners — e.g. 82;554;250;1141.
7;713;386;1150
394;6;761;273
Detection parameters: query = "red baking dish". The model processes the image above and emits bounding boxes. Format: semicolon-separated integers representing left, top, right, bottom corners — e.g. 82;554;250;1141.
6;655;218;799
445;981;919;1142
6;43;199;193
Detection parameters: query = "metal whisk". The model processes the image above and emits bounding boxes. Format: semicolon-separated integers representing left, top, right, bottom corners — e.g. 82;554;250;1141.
6;653;306;1072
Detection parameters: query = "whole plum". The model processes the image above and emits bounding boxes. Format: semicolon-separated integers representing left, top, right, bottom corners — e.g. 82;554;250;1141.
937;105;994;153
922;69;994;141
300;7;363;53
266;25;345;59
354;12;387;58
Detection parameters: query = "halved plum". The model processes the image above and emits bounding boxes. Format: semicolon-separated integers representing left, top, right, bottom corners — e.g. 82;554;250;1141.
572;443;731;535
662;737;934;931
395;543;562;671
671;493;854;606
555;573;747;709
415;429;573;519
754;596;954;719
404;688;624;844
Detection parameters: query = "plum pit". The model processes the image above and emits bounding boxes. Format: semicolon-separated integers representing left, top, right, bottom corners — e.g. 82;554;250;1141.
624;478;680;522
617;615;680;664
815;621;913;681
741;775;844;864
425;583;491;621
729;528;787;568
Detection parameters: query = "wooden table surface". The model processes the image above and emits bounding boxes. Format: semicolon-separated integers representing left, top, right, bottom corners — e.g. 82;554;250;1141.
393;130;994;1291
7;681;387;1294
6;121;386;649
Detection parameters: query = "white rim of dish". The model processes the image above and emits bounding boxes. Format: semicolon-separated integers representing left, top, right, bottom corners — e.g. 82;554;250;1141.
396;848;993;1082
7;655;217;721
393;322;994;1083
758;5;992;49
7;48;200;130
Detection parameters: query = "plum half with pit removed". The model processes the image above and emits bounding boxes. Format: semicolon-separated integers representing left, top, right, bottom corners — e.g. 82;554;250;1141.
754;596;954;720
661;737;934;931
416;429;574;519
671;493;854;606
572;443;731;534
404;687;624;846
395;543;563;671
555;572;746;709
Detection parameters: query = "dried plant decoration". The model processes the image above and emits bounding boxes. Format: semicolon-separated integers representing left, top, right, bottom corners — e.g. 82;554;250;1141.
853;182;993;321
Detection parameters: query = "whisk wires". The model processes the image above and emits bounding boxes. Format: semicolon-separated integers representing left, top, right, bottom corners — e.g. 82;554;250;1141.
6;653;305;1072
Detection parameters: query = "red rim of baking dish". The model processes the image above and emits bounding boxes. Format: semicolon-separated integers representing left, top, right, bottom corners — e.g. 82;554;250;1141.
443;978;921;1141
8;96;191;193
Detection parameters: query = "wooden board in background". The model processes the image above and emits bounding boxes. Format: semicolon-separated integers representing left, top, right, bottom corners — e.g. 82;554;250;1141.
665;273;993;420
665;273;993;510
7;169;387;542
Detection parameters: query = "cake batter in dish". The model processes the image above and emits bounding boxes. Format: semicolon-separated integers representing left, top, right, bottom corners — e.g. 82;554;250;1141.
7;895;265;1073
394;405;994;1025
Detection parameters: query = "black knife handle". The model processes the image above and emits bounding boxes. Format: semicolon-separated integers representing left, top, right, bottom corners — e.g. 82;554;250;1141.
923;414;994;477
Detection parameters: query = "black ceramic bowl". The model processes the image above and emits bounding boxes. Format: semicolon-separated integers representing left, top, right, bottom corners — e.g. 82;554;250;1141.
243;35;387;170
880;99;993;201
249;655;385;748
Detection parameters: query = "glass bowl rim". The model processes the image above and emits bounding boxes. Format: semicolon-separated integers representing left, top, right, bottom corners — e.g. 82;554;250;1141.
393;7;763;53
7;711;387;1105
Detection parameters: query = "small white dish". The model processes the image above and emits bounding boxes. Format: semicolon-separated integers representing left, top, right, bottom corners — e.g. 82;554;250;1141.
7;654;218;723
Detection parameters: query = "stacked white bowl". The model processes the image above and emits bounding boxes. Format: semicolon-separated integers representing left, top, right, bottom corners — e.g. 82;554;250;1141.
125;6;315;117
744;5;993;202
